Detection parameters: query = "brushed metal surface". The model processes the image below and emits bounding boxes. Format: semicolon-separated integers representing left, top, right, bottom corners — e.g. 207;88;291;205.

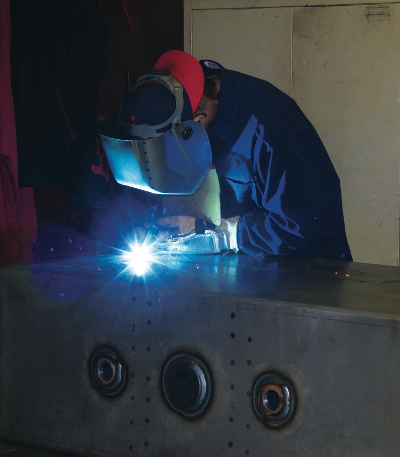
0;255;399;456
0;439;75;456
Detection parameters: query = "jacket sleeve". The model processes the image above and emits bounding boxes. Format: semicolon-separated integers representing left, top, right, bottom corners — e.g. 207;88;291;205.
237;119;326;257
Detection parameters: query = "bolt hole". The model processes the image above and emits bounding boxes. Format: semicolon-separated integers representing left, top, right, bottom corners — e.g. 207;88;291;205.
147;320;151;325
247;391;251;397
146;397;150;403
131;373;134;378
246;424;250;429
230;360;235;366
144;441;148;446
147;300;152;306
229;417;233;422
147;347;151;352
266;390;280;411
146;376;151;381
130;420;133;424
230;384;234;390
129;445;132;450
247;360;252;366
131;395;134;400
231;332;235;338
228;442;233;448
132;297;136;302
248;337;252;342
98;361;113;383
230;312;235;319
132;345;135;351
145;418;149;423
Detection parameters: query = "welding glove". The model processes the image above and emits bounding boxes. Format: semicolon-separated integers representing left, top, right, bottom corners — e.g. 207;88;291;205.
155;216;240;255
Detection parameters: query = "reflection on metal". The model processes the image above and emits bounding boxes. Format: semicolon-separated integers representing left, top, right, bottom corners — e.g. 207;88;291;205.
89;348;126;397
261;384;284;415
96;358;117;386
162;353;212;418
253;373;295;427
98;119;212;195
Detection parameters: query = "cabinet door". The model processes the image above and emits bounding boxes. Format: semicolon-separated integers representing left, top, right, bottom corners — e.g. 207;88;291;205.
292;4;400;265
192;8;292;96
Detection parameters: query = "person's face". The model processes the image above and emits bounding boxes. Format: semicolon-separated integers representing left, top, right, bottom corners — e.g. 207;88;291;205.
193;76;220;131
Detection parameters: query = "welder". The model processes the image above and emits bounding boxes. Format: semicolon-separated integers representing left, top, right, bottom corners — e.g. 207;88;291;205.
98;50;352;261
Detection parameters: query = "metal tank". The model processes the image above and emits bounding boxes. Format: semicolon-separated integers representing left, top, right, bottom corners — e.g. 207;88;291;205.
0;254;399;456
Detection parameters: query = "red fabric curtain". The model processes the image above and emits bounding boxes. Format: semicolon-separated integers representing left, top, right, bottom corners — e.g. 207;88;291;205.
0;0;36;265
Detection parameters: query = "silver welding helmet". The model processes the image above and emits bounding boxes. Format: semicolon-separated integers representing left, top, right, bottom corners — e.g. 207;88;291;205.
98;74;212;195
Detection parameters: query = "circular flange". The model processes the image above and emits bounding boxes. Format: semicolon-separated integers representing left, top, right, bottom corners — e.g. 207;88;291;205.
162;353;212;418
253;373;296;427
89;348;127;397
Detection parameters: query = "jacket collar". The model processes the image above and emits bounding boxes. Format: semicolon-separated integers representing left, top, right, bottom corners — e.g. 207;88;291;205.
208;67;240;147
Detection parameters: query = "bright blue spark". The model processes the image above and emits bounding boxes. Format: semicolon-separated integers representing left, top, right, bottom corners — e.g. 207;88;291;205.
122;241;155;276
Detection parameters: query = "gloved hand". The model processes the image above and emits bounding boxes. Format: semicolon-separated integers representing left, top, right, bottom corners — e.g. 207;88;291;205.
155;216;240;255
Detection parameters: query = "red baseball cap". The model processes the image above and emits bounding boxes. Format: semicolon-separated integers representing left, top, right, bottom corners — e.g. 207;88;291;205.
155;50;204;114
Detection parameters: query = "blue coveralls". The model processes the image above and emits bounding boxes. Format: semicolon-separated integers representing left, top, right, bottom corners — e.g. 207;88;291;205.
201;61;352;261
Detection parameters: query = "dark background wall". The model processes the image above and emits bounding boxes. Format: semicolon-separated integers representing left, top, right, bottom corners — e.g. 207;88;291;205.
31;0;184;261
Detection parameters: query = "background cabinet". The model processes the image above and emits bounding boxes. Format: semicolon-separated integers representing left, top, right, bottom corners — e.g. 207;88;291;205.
185;0;400;266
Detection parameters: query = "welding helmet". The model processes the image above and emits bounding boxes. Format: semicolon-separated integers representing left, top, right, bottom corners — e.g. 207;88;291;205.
98;51;212;195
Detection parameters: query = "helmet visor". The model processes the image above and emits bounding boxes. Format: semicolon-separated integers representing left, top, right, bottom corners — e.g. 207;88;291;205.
98;120;212;195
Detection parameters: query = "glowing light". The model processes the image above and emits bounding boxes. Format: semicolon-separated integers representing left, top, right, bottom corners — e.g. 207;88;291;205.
123;241;155;276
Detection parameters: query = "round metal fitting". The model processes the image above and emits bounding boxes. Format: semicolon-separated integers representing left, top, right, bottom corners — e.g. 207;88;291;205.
176;124;194;140
181;126;193;140
162;353;212;418
89;348;127;397
253;373;296;427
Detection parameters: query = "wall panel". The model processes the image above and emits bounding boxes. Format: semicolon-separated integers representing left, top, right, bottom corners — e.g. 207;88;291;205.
192;8;292;95
292;4;400;265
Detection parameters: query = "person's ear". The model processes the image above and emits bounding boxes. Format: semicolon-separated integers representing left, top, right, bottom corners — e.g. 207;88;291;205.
193;112;207;127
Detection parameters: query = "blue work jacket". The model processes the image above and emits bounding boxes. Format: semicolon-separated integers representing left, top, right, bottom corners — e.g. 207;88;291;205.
203;62;352;261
